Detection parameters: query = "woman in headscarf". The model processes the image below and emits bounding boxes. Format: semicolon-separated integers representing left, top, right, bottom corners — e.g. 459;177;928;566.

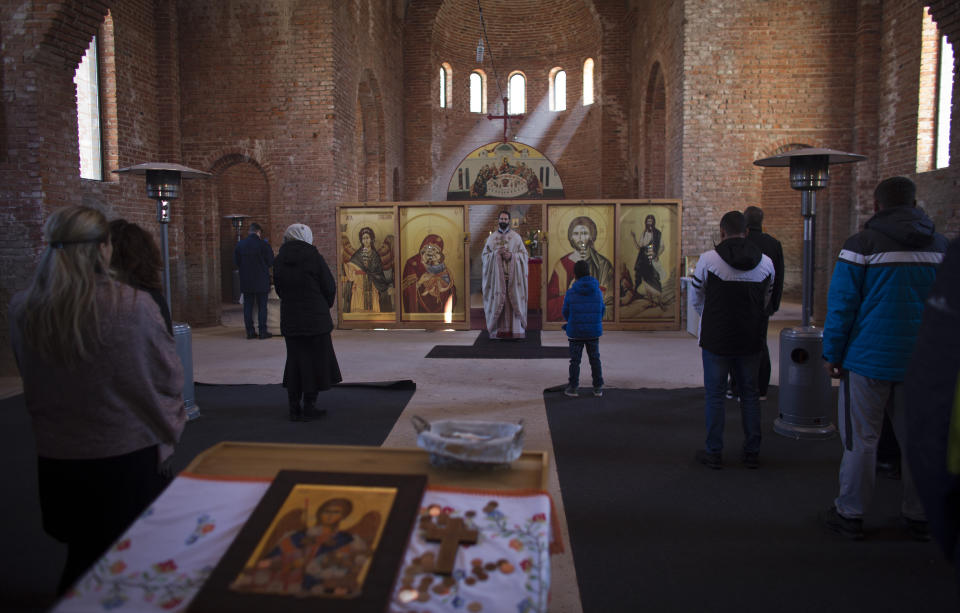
274;223;342;421
9;206;184;594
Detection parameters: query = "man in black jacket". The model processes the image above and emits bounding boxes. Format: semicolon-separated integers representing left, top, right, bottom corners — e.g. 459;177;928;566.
692;211;775;469
905;237;960;587
234;222;275;339
729;206;784;400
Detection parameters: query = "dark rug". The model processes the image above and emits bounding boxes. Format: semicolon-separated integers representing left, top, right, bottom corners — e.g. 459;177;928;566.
0;381;414;612
545;385;959;613
426;329;568;359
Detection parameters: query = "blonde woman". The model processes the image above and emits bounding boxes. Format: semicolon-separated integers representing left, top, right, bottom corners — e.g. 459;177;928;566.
8;206;185;594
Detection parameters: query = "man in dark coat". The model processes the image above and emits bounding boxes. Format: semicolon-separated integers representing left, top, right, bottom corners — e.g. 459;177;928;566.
234;222;275;339
905;236;960;590
729;206;784;399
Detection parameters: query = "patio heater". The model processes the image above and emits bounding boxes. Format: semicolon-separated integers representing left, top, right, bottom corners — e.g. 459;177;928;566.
113;162;212;421
224;214;249;303
753;148;865;439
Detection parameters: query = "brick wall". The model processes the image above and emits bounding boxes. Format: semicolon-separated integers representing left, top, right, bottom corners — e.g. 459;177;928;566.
674;0;861;321
881;0;960;239
175;0;406;323
630;0;686;204
404;0;607;201
0;0;174;373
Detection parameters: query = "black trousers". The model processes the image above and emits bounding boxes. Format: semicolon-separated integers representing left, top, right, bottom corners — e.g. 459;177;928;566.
730;316;771;396
37;446;167;594
242;291;269;335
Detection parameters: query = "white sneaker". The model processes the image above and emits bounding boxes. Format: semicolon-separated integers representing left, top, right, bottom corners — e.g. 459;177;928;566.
593;388;603;397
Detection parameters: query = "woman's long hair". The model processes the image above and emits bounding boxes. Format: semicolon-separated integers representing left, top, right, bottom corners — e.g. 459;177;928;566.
109;219;162;290
19;206;112;365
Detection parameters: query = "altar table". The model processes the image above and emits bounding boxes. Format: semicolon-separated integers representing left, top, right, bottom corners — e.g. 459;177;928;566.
51;443;558;613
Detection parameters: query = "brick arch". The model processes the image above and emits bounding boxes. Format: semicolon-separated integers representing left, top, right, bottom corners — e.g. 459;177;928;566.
643;62;666;197
927;1;960;46
206;150;277;184
37;1;111;70
357;69;386;201
209;154;271;303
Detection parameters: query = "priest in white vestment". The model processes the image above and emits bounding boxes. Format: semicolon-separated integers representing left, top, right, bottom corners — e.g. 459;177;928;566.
481;210;529;339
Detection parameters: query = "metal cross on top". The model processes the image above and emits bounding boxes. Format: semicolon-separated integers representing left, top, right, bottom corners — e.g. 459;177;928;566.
487;96;524;143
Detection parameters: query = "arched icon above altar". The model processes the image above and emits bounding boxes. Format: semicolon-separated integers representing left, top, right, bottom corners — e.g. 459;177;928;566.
447;142;565;200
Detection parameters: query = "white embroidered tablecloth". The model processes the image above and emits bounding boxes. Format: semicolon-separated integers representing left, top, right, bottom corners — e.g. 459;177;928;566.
53;474;555;613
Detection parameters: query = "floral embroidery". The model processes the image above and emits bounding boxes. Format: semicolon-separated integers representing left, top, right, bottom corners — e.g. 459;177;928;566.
481;501;548;613
68;514;218;610
185;514;216;545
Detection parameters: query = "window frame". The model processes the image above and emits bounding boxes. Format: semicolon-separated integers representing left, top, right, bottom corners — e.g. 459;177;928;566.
75;34;104;181
935;33;954;169
440;62;453;109
583;58;595;106
508;71;526;115
549;67;567;112
470;69;487;114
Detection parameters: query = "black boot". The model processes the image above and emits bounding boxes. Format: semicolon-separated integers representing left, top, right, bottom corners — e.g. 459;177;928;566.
288;392;302;422
302;393;327;421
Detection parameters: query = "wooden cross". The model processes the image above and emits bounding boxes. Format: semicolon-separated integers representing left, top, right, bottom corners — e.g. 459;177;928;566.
423;514;479;575
487;96;524;143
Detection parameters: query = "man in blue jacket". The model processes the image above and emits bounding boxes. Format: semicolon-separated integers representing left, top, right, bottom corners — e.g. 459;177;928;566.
822;176;948;541
234;222;275;339
562;260;605;398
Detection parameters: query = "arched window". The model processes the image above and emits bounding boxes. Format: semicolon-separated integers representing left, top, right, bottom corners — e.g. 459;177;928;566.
440;63;452;109
508;72;525;115
917;8;954;171
470;70;487;113
549;68;566;111
75;36;102;179
935;34;954;169
583;58;595;106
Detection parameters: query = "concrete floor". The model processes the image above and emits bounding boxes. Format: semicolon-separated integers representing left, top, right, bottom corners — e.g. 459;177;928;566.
1;302;803;613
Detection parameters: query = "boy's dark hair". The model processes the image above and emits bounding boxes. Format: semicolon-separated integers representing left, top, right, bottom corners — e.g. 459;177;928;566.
874;176;916;209
744;206;764;230
249;222;263;234
574;260;590;279
720;211;747;236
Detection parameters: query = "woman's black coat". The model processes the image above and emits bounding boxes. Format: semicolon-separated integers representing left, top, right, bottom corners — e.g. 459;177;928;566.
273;240;336;337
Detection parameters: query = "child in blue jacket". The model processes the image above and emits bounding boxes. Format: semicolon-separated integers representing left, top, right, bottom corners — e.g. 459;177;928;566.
561;260;605;397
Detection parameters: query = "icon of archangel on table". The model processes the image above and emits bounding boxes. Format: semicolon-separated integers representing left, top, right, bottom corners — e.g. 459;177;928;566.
230;484;395;598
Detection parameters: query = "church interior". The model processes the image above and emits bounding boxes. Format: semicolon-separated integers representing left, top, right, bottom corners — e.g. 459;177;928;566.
1;0;959;611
